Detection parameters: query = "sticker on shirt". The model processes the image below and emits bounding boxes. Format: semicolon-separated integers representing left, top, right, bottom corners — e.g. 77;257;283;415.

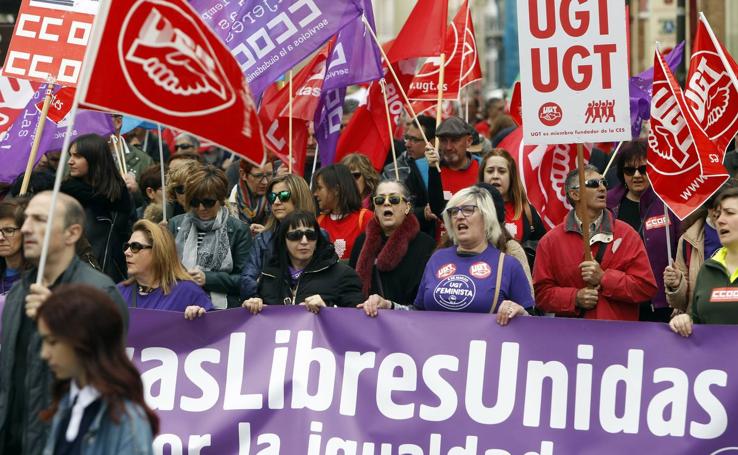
469;261;491;279
433;275;476;311
443;190;453;201
645;215;670;230
436;263;457;279
709;288;738;302
505;222;518;238
334;239;347;258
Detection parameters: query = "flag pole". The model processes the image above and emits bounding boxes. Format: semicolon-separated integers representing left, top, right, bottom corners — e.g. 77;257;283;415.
111;135;125;176
700;13;738;93
157;123;167;223
433;52;446;159
117;133;128;174
664;203;673;265
310;144;320;187
576;143;593;261
19;81;55;196
602;141;624;176
380;79;400;181
361;15;440;172
288;70;293;174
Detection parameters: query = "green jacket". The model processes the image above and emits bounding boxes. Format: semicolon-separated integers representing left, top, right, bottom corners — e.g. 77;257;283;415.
124;144;154;185
169;213;252;308
691;258;738;324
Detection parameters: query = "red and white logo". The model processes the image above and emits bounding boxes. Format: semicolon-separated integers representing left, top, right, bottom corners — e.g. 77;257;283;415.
119;0;236;117
469;261;491;279
644;215;670;231
437;263;456;279
710;287;738;302
648;82;699;176
538;102;562;126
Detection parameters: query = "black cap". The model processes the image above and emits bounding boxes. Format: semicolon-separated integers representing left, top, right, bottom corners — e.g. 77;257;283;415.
435;116;473;137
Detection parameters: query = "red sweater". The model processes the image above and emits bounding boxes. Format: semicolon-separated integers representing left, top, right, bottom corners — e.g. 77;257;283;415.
533;210;658;321
318;209;371;260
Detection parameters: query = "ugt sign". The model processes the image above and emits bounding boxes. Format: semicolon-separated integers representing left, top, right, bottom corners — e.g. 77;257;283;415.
516;0;631;145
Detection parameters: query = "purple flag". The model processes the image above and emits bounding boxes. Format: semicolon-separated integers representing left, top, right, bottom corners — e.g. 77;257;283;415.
314;0;383;165
189;0;363;100
125;306;738;453
630;41;685;138
0;84;114;183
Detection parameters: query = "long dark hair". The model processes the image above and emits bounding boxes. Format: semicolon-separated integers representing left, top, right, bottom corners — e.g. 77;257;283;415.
70;134;126;202
312;164;362;215
272;211;329;277
37;284;159;434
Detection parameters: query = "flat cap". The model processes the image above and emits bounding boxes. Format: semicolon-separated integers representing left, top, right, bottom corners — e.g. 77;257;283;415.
435;116;473;137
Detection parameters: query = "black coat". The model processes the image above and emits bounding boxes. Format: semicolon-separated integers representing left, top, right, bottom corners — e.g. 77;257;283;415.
258;244;364;308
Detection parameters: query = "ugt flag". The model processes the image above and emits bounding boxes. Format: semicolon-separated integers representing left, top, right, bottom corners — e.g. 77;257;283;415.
190;0;363;100
684;15;738;156
77;0;266;166
647;48;728;220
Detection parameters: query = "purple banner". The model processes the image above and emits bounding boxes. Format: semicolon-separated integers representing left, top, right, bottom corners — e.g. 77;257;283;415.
315;0;382;166
128;307;738;454
0;84;114;183
190;0;363;100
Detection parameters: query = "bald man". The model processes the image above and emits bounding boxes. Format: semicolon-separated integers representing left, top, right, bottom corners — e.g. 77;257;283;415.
0;191;127;455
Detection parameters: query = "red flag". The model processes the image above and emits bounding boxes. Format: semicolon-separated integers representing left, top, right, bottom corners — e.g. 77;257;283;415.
648;48;728;220
407;0;482;100
36;86;75;124
77;0;265;165
684;15;738;156
0;73;39;135
498;127;592;228
508;81;522;126
386;0;448;63
259;45;331;175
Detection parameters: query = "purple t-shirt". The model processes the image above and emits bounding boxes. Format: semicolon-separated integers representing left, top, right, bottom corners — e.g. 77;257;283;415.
117;280;213;312
414;245;534;313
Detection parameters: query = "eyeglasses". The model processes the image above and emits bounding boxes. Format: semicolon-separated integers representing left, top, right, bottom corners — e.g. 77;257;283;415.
373;194;406;206
123;241;152;253
285;229;318;241
249;172;275;182
267;190;291;204
351;171;362;180
0;227;19;238
404;134;423;143
445;204;478;218
190;198;218;209
572;178;608;190
623;165;647;176
175;143;195;151
174;185;185;195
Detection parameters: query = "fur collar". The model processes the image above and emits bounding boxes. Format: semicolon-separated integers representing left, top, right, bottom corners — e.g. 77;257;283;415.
356;214;419;296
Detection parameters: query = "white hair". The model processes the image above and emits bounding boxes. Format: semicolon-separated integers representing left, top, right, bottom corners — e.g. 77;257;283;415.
442;186;502;247
175;132;200;149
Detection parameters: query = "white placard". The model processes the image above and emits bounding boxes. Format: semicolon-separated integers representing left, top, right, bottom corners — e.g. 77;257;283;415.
516;0;631;145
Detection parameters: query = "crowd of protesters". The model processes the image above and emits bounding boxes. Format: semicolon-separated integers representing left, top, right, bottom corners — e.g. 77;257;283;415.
2;104;738;453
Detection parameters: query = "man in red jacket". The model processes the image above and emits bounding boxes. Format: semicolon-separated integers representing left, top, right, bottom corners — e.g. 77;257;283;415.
533;165;658;320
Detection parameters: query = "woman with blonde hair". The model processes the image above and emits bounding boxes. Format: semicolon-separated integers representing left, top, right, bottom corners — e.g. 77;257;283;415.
118;219;212;317
240;174;316;299
341;153;380;209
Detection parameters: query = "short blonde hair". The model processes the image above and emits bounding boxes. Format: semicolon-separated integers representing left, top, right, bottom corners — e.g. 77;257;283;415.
442;186;503;249
167;160;202;201
341;153;380;198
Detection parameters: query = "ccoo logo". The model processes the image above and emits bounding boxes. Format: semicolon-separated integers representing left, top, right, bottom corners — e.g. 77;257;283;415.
538;102;562;126
118;0;236;117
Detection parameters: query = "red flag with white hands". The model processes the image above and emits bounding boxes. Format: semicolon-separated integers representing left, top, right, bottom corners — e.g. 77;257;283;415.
648;48;728;220
498;127;591;229
259;44;331;175
76;0;266;165
684;15;738;157
407;0;482;101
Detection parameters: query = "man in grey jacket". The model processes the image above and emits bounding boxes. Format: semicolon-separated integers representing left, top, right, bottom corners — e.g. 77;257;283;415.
0;191;128;455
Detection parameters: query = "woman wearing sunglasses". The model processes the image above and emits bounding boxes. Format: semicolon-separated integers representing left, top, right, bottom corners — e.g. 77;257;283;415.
340;153;380;209
38;284;158;454
228;159;275;227
413;187;534;323
350;180;435;315
606;140;679;322
166;159;202;219
240;174;317;300
118;220;212;317
242;211;363;313
169;165;252;309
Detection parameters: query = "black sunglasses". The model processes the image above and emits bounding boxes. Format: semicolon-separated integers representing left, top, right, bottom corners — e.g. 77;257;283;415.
373;194;405;206
623;165;647;176
123;241;152;253
174;185;185;195
175;143;194;151
267;190;291;204
573;178;608;190
190;198;218;209
285;229;318;241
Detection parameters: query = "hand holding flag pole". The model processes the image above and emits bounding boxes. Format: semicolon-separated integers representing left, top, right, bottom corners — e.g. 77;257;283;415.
19;78;55;196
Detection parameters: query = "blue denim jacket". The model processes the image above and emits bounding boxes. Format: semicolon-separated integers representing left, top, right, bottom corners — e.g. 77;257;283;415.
43;394;153;455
